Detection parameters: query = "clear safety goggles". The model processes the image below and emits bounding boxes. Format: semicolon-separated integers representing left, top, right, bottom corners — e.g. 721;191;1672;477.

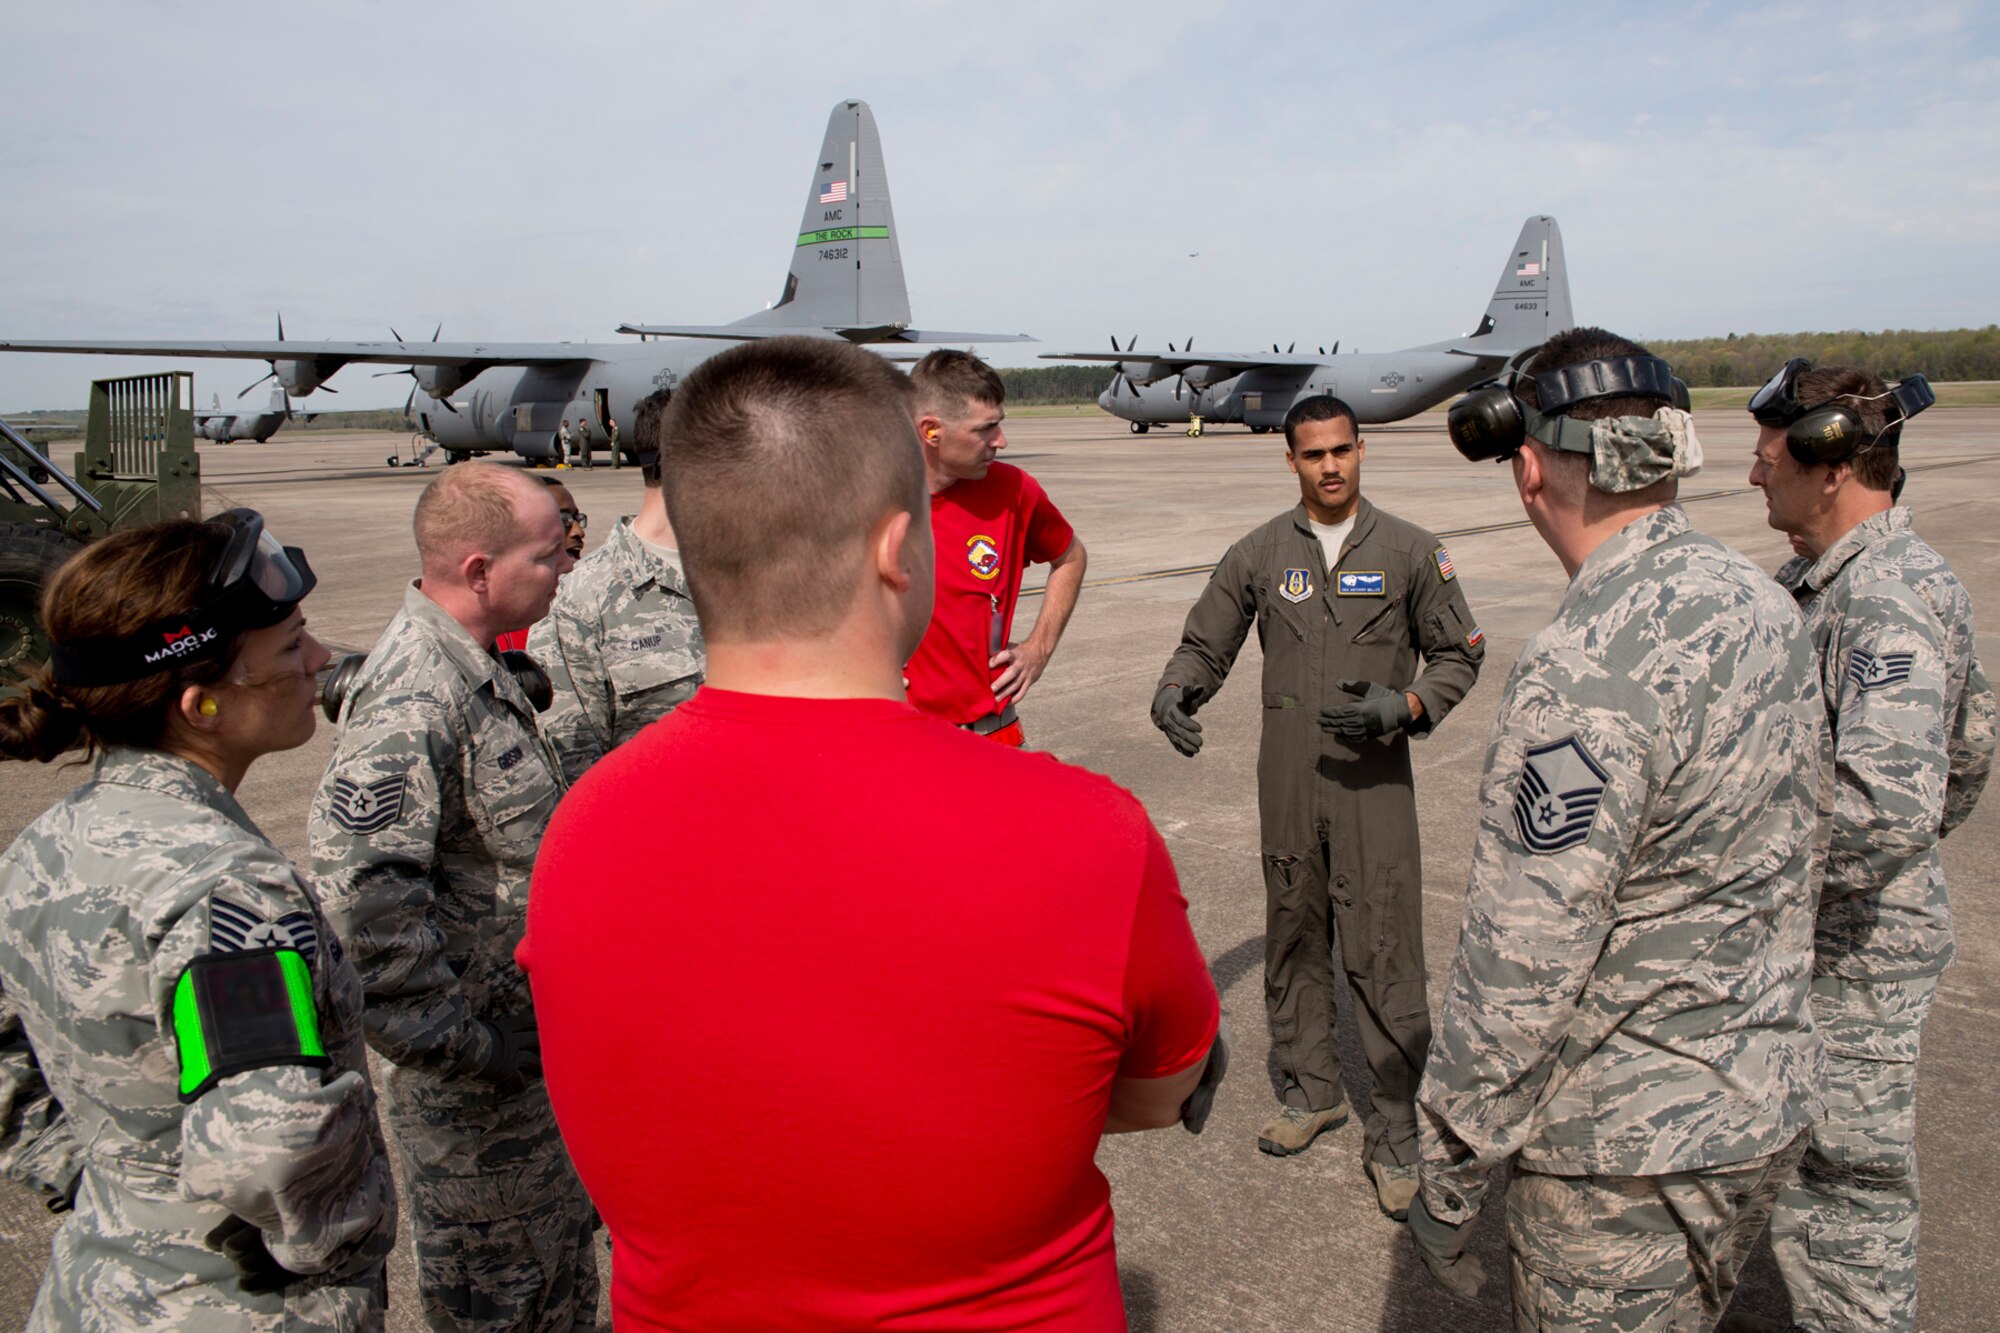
50;509;316;687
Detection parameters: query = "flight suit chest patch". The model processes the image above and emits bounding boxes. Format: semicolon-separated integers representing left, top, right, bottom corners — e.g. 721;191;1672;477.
1336;571;1386;596
1277;569;1313;603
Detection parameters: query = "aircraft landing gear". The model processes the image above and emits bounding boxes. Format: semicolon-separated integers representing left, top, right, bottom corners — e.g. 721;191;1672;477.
1129;421;1150;435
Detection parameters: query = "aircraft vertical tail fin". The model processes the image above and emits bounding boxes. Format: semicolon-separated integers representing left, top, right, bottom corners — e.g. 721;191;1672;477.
732;99;911;333
1465;216;1573;352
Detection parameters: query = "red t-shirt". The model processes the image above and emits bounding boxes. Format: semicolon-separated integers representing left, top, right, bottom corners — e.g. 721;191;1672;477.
522;688;1216;1332
905;462;1075;725
493;628;531;653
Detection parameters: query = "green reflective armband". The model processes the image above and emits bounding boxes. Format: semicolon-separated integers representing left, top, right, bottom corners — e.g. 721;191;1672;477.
171;947;331;1103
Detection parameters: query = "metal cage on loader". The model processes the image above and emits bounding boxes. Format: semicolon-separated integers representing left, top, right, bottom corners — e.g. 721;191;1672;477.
0;370;202;681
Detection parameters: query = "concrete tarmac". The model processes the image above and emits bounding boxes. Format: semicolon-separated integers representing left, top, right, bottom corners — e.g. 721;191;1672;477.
1;408;1995;1330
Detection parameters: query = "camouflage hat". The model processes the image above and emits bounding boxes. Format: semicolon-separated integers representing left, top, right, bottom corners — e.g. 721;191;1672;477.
1588;407;1704;494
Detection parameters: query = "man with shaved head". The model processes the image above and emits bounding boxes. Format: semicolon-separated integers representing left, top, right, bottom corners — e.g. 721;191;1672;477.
523;338;1220;1330
310;461;597;1332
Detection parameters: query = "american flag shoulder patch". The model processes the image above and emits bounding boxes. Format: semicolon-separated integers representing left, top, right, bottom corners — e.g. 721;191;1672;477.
1848;647;1916;694
1467;626;1484;648
1434;546;1456;581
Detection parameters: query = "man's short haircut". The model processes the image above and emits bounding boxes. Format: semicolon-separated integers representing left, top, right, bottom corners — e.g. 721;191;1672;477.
910;348;1004;421
629;388;673;486
1518;326;1665;422
1793;364;1901;491
1518;326;1681;504
413;461;536;563
1282;395;1359;451
661;337;923;639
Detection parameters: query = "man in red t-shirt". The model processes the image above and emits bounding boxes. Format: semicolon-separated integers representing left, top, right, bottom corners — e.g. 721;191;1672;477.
905;350;1087;745
521;337;1221;1333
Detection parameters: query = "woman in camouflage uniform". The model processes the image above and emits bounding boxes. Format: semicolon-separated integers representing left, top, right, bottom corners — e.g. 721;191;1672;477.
0;513;395;1331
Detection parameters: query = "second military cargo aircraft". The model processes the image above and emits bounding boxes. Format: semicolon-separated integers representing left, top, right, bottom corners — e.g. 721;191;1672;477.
1046;216;1575;434
0;101;1029;464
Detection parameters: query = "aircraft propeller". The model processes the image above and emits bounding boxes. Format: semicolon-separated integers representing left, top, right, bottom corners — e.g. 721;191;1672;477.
1165;337;1192;400
238;312;333;419
373;323;458;415
1106;334;1140;399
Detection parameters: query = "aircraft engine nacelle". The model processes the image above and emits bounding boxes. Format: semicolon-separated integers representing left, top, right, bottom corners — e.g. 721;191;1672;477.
1116;360;1175;387
415;363;477;399
274;358;341;396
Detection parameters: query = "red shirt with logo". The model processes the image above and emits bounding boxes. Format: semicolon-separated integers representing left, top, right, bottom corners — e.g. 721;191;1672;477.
906;462;1075;725
521;688;1218;1332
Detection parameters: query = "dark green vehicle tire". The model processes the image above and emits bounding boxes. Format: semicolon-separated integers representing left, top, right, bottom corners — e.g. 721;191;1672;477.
0;525;85;683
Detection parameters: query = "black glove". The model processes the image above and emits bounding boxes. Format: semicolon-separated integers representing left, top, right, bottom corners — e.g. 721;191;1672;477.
1151;684;1205;757
1178;1022;1231;1134
477;1011;543;1090
205;1215;303;1295
1406;1192;1486;1301
1319;679;1412;741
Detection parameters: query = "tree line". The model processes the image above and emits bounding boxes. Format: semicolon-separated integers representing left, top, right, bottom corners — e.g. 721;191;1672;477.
1645;326;2000;388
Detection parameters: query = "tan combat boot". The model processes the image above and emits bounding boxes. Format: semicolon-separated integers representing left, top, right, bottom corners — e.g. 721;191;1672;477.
1367;1159;1419;1220
1256;1098;1350;1156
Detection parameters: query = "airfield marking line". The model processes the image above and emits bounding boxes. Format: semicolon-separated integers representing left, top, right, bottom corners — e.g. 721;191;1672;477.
1018;453;2000;600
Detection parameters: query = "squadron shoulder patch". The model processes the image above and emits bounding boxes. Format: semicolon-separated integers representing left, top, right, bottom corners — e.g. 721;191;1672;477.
209;896;320;964
1513;735;1608;855
1336;571;1386;596
1848;647;1915;694
328;774;406;836
1278;569;1313;603
1434;547;1456;581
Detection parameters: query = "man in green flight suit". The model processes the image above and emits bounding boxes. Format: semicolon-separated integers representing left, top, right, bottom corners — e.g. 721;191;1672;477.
1151;394;1484;1218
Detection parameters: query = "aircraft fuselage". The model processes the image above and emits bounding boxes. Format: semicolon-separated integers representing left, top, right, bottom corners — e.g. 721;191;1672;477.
195;408;288;443
415;342;710;460
1097;342;1510;433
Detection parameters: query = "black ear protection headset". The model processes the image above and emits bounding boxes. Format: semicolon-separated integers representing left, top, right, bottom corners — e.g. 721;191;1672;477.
1747;357;1935;467
1447;355;1690;462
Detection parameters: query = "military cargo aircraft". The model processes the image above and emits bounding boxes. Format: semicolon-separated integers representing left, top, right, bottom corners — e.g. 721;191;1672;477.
0;101;1029;464
1046;216;1574;434
194;387;314;443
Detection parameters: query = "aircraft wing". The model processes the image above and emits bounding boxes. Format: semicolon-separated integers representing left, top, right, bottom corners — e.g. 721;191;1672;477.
1038;349;1330;373
617;322;1034;345
0;338;596;367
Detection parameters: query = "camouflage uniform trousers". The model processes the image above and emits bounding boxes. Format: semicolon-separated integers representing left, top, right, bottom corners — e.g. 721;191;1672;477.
388;1075;599;1333
1505;1133;1808;1333
1771;973;1938;1333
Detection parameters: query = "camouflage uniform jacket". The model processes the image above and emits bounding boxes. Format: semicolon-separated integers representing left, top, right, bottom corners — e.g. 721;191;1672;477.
528;516;705;783
1776;506;1996;981
309;583;579;1215
1418;506;1826;1224
0;747;395;1329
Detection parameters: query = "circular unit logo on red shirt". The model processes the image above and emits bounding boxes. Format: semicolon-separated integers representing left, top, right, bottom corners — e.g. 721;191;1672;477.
966;534;1001;581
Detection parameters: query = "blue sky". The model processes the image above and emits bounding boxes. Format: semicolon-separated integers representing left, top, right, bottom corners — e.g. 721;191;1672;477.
2;0;1994;409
